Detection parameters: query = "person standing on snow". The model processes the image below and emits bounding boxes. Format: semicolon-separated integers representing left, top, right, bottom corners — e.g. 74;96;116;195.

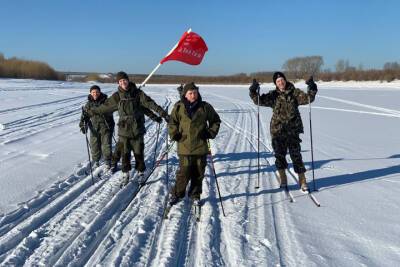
86;71;169;186
249;72;318;191
79;85;115;170
110;107;162;174
168;82;221;207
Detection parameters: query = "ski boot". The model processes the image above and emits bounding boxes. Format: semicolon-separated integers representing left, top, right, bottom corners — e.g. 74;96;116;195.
192;197;201;222
137;171;146;185
298;173;308;192
104;161;111;171
120;172;130;188
278;169;288;188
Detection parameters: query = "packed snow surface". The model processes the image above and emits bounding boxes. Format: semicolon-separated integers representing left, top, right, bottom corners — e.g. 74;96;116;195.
0;78;399;266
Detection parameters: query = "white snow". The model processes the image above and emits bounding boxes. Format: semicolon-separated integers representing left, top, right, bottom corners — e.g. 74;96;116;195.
0;78;399;266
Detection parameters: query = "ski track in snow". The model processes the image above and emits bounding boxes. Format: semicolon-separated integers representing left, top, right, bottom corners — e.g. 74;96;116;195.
1;81;399;266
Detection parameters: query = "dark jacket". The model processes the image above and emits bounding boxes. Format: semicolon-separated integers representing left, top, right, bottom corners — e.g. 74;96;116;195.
80;92;114;134
91;82;166;138
250;82;317;138
169;94;221;155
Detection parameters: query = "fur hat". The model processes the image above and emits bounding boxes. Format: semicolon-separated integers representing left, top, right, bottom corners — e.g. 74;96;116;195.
90;85;101;92
272;71;287;85
182;82;199;96
116;71;129;82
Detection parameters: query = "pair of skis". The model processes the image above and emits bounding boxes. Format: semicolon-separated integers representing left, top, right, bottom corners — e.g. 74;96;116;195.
280;178;321;207
164;198;201;222
120;140;176;211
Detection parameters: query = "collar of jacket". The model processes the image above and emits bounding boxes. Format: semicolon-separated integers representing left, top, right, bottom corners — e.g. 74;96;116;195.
275;82;295;95
88;92;107;103
118;82;138;95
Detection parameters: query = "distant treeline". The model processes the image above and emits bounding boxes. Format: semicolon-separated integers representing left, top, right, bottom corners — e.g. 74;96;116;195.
2;52;400;83
0;53;64;80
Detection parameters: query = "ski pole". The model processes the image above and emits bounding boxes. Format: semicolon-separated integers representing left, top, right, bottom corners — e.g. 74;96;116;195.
255;80;260;189
308;96;317;191
82;107;95;185
153;121;161;169
207;140;226;217
101;114;118;145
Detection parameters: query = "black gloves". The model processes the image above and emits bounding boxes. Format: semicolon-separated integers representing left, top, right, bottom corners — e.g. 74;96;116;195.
306;76;318;92
200;130;213;140
80;126;87;134
172;132;182;141
163;114;170;123
154;116;163;123
249;79;260;94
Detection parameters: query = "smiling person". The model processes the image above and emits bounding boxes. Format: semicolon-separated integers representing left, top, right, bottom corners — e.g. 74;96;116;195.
168;82;221;208
86;71;169;186
79;85;115;170
249;72;318;191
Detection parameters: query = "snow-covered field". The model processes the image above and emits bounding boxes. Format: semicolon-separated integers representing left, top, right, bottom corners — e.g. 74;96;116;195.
0;78;399;266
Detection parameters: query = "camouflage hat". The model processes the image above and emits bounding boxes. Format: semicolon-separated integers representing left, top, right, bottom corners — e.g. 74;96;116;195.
182;82;199;96
272;71;287;84
116;71;129;82
90;85;101;92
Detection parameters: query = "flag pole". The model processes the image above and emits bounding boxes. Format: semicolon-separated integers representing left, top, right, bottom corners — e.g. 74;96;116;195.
140;28;192;88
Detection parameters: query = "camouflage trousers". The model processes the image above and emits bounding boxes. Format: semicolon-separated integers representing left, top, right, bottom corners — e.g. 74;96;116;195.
118;135;145;172
271;134;306;174
90;129;112;162
171;155;207;200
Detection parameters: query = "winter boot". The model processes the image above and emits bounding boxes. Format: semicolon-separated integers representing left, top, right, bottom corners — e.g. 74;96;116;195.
111;162;118;174
298;173;308;192
168;194;181;206
278;169;288;188
120;172;130;188
137;171;146;185
105;161;111;171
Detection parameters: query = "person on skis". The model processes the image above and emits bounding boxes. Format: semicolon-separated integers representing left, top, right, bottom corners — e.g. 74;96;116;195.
168;82;221;207
79;85;114;170
110;107;162;174
249;72;318;191
86;71;169;186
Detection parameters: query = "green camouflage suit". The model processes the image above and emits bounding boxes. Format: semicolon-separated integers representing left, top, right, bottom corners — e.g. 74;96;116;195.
89;82;167;172
79;92;115;163
168;93;221;200
250;82;317;173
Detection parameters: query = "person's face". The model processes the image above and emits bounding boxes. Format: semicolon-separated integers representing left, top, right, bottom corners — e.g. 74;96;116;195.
276;77;286;91
118;79;129;90
185;89;198;103
90;89;101;100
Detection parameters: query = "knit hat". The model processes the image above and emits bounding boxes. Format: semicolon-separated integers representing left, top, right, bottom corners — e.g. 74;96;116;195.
272;71;287;85
116;71;129;82
182;82;199;96
90;85;101;92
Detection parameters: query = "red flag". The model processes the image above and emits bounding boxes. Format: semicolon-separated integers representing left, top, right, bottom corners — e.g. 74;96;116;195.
160;31;208;65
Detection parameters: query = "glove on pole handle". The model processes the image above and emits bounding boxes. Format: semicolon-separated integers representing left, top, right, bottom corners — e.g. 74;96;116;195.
207;140;226;217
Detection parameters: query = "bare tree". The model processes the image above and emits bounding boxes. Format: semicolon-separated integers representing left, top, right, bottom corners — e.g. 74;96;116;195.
282;56;324;79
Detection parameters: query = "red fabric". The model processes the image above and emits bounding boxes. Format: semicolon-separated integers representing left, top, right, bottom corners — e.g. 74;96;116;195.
160;31;208;65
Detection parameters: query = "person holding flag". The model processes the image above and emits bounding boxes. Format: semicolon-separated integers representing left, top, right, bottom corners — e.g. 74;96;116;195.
86;72;169;186
249;72;318;191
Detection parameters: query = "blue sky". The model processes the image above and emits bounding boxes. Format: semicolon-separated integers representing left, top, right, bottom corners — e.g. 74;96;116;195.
1;0;399;75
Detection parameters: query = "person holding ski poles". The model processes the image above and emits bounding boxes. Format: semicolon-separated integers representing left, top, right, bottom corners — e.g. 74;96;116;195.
85;71;169;186
79;85;115;170
110;107;162;174
249;72;318;191
168;82;221;207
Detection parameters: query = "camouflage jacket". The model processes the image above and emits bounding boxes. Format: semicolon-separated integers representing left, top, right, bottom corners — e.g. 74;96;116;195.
169;95;221;155
90;82;167;138
250;82;317;138
80;93;114;134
